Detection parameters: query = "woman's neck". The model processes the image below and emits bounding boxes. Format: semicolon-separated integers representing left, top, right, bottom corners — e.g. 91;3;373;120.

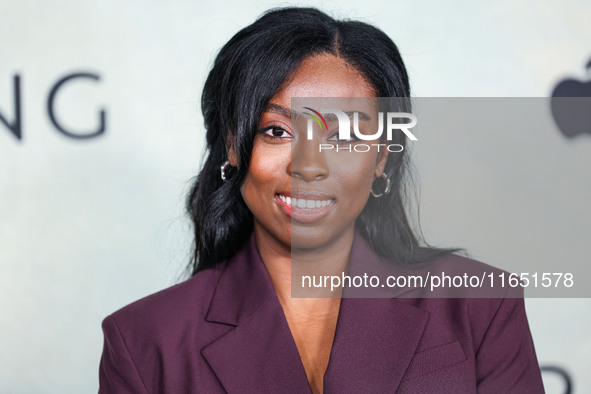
253;224;353;394
254;225;355;302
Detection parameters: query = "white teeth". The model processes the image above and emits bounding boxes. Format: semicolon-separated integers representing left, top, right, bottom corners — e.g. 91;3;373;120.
278;195;332;208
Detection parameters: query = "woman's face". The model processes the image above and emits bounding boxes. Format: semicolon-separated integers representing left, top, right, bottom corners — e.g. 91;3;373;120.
237;54;387;251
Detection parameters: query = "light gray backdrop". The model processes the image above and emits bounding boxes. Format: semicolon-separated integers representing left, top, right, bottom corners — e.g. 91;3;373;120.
1;0;589;392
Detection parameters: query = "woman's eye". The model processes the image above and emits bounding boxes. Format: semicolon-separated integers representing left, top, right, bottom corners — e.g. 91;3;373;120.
262;126;292;139
327;132;357;143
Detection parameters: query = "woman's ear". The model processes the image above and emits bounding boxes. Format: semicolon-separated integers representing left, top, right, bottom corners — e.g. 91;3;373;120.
226;135;238;167
374;148;389;178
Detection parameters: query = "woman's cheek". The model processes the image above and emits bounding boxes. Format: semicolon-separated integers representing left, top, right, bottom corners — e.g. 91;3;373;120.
330;149;379;181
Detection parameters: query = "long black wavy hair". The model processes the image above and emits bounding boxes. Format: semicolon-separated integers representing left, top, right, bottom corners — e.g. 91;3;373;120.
186;7;460;276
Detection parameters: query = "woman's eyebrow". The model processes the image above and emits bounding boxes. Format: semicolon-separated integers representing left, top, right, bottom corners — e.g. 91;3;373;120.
265;103;295;118
352;111;371;121
315;111;372;122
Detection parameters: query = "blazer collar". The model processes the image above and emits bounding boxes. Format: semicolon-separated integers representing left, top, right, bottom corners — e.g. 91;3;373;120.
202;231;429;393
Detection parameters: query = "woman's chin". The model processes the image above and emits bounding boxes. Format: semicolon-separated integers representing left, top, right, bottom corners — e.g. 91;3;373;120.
289;228;328;250
289;226;349;253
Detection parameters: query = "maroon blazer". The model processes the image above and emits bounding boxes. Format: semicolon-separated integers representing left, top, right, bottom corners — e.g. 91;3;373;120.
99;232;545;393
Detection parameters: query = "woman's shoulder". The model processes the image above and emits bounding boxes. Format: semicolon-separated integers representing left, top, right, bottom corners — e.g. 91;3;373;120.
103;264;222;336
98;263;236;393
381;244;521;298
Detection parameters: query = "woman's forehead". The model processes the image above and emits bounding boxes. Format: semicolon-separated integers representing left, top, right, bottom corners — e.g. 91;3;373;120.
270;54;376;102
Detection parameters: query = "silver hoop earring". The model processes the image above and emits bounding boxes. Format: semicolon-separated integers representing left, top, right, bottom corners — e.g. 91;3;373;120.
220;160;232;181
370;173;391;198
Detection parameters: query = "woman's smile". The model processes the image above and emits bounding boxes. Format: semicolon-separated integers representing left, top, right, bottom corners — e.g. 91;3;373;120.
274;191;336;223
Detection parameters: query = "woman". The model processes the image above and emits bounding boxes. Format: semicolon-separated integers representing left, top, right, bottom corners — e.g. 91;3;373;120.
99;7;544;393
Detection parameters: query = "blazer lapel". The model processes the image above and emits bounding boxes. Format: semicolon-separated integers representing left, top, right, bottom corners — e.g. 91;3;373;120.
202;232;429;393
201;235;312;394
323;298;428;393
323;233;430;393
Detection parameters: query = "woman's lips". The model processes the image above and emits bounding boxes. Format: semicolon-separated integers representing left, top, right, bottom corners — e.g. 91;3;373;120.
275;193;335;223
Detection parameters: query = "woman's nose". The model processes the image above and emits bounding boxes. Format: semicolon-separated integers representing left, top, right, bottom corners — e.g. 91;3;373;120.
288;138;329;182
